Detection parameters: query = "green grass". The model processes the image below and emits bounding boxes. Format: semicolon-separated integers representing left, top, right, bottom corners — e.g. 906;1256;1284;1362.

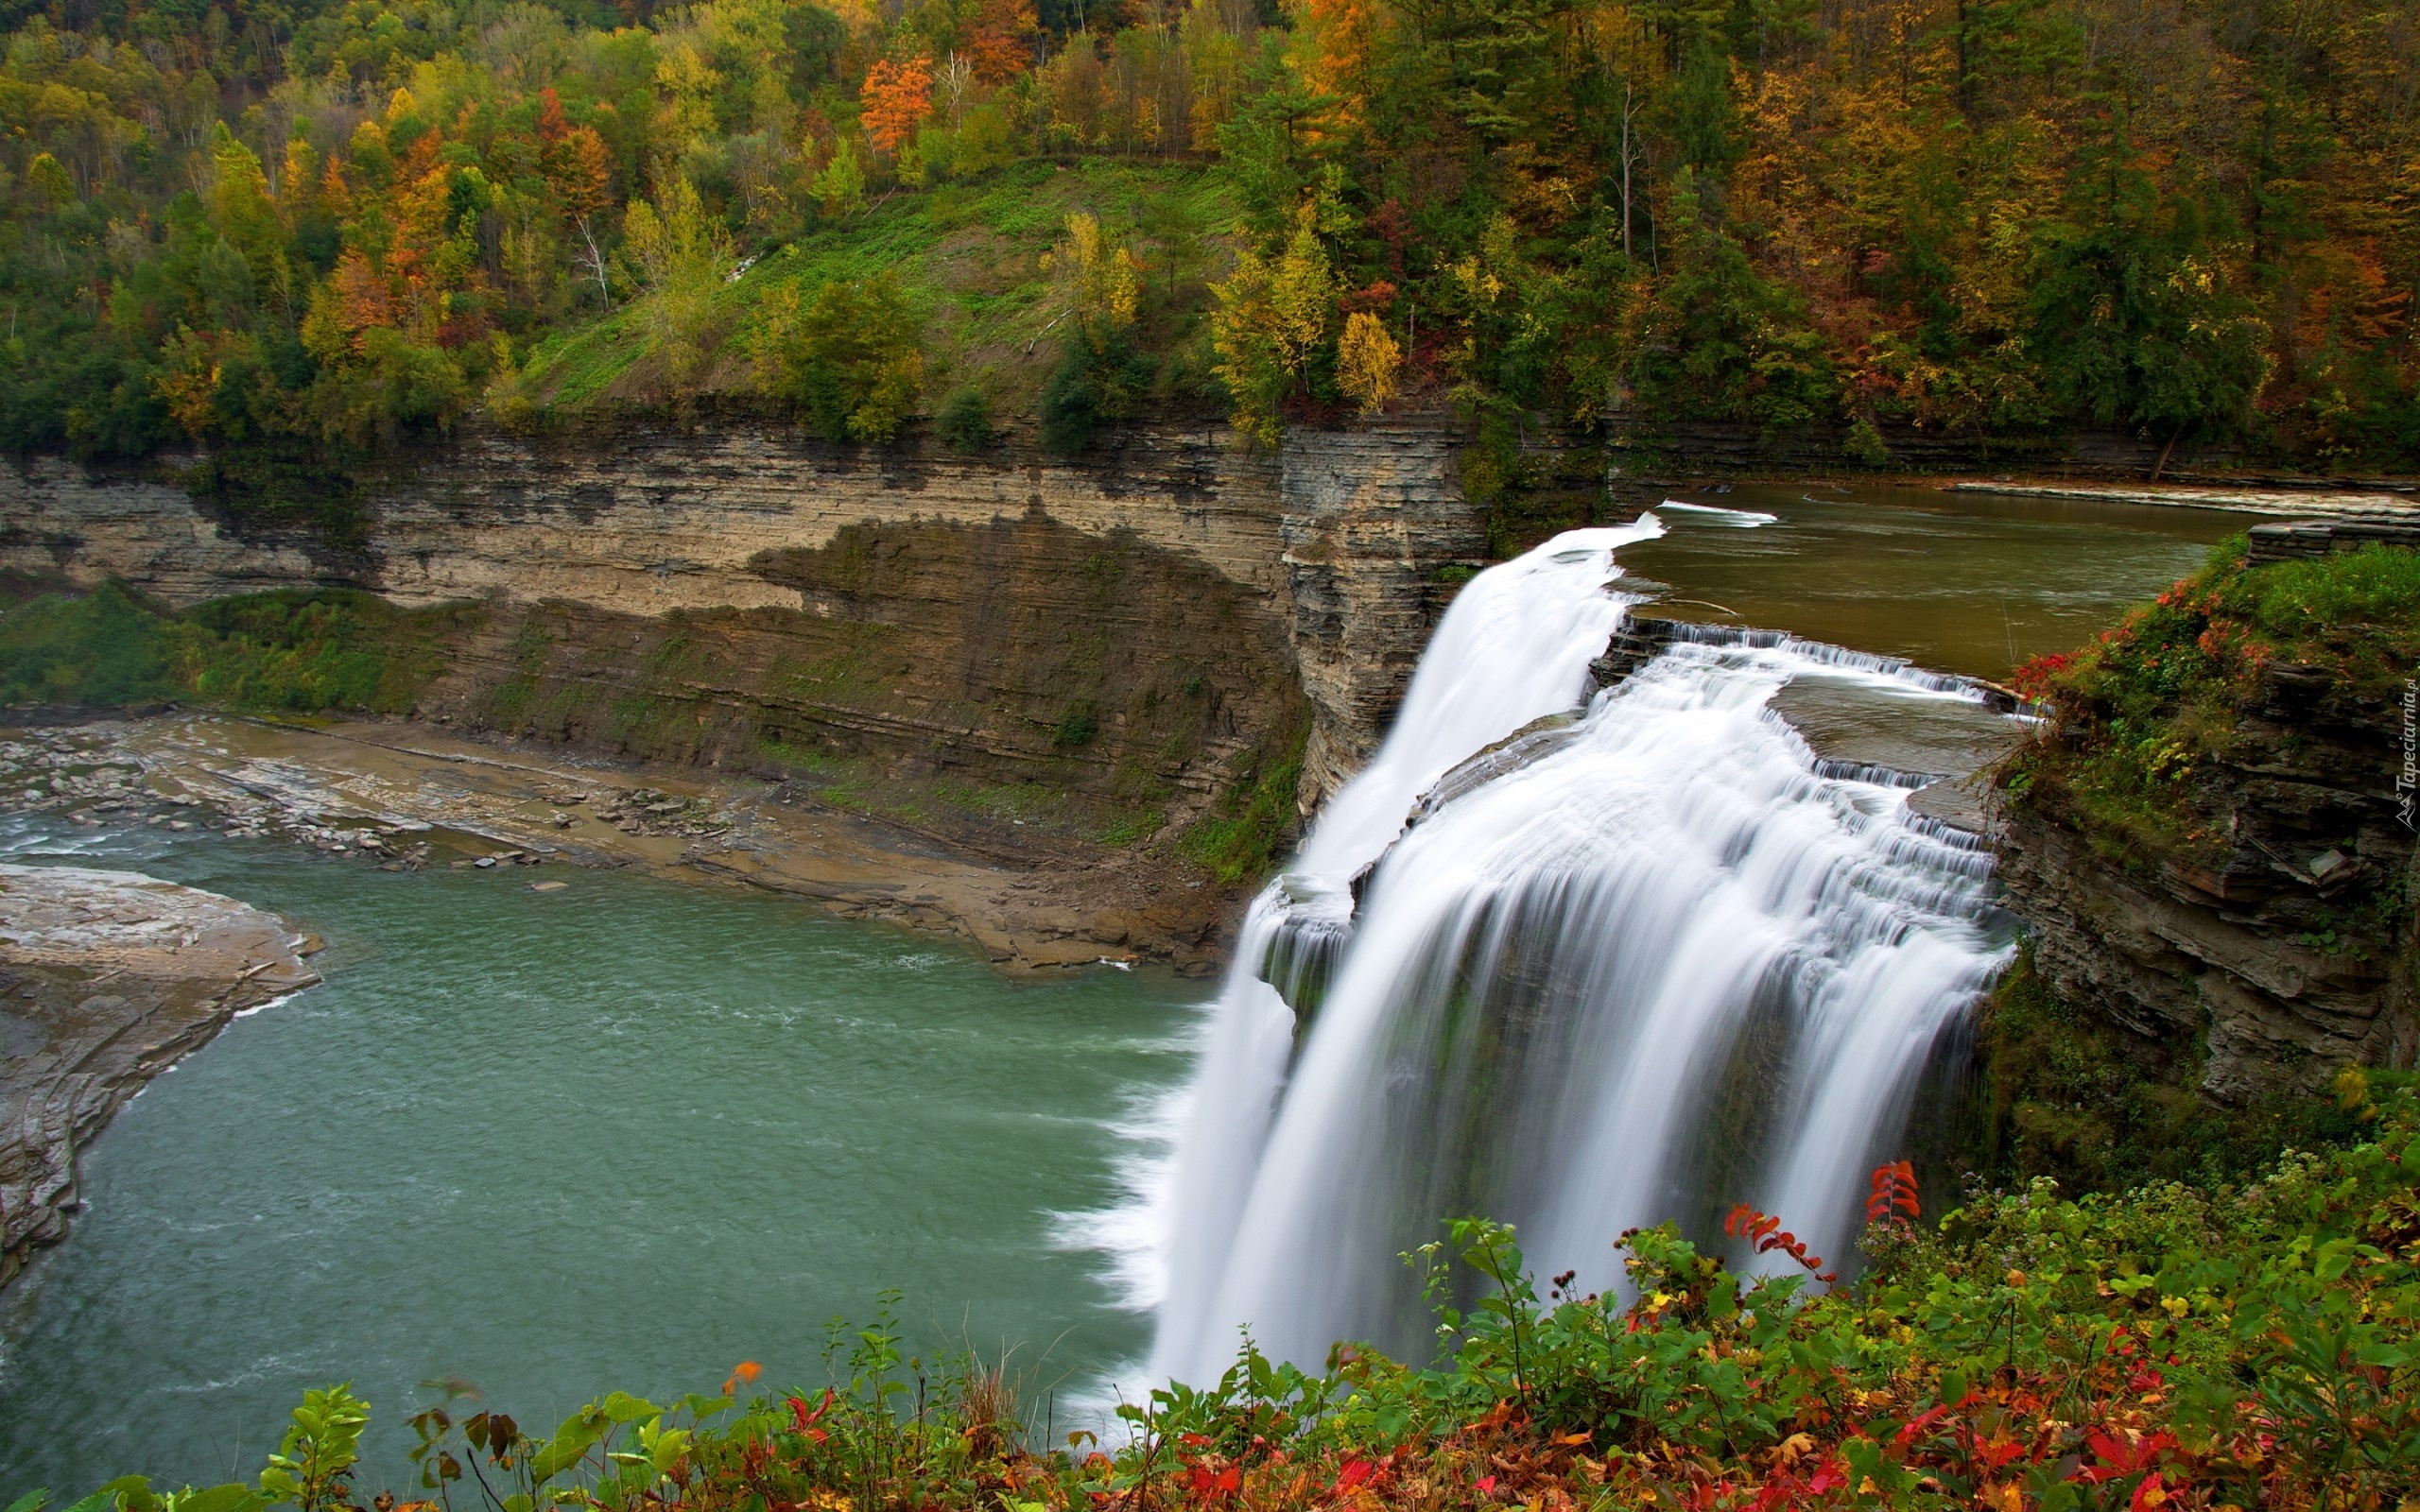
0;582;478;713
2219;538;2420;693
908;776;1170;849
1181;712;1307;884
510;160;1238;419
1097;806;1167;846
2003;540;2420;866
754;732;860;781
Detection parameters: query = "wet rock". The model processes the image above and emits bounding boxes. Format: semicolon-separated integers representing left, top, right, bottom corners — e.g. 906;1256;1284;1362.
0;865;318;1288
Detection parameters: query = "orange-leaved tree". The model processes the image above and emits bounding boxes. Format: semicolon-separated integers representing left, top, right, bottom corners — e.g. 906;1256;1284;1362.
861;54;935;156
963;0;1037;85
537;90;616;307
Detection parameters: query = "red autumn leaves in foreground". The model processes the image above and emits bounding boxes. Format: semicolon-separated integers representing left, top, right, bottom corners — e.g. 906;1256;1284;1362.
61;1117;2420;1512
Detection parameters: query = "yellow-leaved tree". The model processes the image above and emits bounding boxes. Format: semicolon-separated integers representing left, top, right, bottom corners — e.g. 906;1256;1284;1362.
1336;311;1401;415
621;172;732;391
1045;212;1141;352
1038;213;1150;453
1211;202;1336;448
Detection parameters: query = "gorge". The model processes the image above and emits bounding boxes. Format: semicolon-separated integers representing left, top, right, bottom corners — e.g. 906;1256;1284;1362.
1;0;2415;1486
0;426;2411;1499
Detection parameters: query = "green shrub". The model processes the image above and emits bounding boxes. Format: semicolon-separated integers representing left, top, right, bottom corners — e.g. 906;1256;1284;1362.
936;385;995;452
1038;343;1107;454
752;273;925;445
1052;704;1098;747
1039;339;1155;454
0;585;471;714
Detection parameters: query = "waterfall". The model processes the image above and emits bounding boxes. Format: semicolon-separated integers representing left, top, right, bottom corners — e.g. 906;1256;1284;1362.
1133;523;2014;1390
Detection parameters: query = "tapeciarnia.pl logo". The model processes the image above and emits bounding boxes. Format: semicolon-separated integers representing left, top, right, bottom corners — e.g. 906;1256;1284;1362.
2400;677;2417;830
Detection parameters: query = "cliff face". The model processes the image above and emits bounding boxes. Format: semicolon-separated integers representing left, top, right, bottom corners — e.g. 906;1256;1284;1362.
1996;527;2419;1106
1280;426;1488;807
1999;674;2416;1104
419;510;1298;827
0;419;1485;823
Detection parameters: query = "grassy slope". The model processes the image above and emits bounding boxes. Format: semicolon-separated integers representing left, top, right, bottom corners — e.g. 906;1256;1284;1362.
2002;540;2420;866
510;160;1239;419
0;584;477;715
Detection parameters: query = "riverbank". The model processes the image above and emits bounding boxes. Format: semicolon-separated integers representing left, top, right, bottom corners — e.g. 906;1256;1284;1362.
1991;536;2420;1122
1943;478;2418;519
0;715;1239;974
0;859;318;1287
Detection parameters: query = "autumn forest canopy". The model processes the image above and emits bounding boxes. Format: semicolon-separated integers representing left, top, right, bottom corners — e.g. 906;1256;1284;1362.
1;0;2415;482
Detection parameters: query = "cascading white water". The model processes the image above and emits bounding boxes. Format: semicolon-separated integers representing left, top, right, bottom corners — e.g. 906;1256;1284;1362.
1126;523;1666;1369
1132;522;2015;1390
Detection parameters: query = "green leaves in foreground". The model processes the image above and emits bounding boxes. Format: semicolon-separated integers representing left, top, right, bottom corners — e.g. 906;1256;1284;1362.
258;1385;368;1512
35;1083;2420;1512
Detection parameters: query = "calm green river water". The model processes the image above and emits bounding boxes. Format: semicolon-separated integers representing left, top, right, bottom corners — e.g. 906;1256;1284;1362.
0;821;1199;1498
1623;485;2262;679
0;485;2266;1498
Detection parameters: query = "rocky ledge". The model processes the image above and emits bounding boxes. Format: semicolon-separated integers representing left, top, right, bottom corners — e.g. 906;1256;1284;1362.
0;714;1233;973
0;863;320;1286
1996;655;2417;1105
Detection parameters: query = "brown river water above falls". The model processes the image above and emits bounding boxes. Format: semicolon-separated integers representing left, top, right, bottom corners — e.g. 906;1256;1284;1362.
1621;484;2262;680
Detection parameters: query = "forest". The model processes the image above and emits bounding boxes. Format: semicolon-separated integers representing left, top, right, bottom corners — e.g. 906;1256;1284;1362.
0;0;2414;478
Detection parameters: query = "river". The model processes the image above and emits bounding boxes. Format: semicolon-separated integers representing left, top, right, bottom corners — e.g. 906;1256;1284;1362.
0;485;2260;1497
0;821;1198;1496
1619;484;2259;678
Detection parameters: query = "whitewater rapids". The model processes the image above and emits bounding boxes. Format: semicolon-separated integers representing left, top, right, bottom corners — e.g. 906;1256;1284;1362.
1128;522;2015;1387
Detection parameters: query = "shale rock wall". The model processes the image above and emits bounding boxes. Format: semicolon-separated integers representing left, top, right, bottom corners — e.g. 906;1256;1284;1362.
0;418;1484;816
1997;658;2419;1105
1281;425;1489;807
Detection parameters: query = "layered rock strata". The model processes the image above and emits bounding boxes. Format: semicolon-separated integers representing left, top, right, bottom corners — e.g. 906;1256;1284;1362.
0;419;1485;824
1997;662;2418;1104
1279;425;1488;806
2244;516;2420;563
0;863;319;1286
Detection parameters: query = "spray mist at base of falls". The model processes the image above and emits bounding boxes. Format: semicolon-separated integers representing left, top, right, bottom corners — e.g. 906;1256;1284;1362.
1077;522;2017;1393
